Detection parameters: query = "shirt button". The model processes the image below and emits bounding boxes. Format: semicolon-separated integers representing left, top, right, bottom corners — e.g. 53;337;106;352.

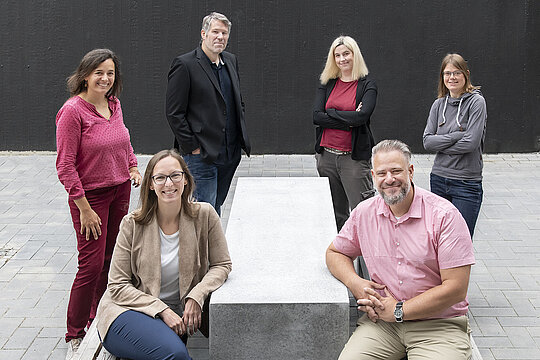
399;280;403;284
398;261;401;265
396;242;400;246
223;111;227;115
222;128;226;132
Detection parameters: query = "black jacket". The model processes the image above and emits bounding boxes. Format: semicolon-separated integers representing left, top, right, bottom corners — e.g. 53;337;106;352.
166;47;251;163
313;77;377;161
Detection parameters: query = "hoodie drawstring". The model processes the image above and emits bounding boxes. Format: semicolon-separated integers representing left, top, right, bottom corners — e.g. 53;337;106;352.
439;95;464;131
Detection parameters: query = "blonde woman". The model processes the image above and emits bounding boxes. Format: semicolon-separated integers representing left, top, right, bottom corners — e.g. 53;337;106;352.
313;35;377;231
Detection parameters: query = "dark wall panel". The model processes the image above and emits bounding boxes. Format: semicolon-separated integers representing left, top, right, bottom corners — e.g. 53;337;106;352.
1;0;539;154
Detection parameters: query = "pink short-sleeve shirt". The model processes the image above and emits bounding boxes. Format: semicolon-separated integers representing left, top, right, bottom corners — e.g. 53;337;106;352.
333;186;475;319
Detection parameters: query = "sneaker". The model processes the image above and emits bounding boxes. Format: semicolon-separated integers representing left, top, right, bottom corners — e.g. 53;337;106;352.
65;338;82;360
96;346;117;360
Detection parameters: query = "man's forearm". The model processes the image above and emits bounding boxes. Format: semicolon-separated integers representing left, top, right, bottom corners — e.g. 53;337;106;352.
326;246;357;286
326;244;377;300
402;266;470;320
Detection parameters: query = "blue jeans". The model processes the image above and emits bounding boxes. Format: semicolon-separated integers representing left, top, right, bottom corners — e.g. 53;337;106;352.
430;173;483;238
102;310;191;360
183;152;241;215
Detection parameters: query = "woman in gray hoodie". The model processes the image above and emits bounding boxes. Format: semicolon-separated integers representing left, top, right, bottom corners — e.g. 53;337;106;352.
423;53;487;238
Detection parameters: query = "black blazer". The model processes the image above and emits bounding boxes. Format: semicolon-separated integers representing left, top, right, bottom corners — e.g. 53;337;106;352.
166;47;251;163
313;77;377;161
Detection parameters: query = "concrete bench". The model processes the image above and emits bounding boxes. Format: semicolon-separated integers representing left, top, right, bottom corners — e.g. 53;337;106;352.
209;177;350;359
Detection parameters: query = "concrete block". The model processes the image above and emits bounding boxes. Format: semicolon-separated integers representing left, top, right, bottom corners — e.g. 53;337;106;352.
210;178;349;360
211;303;347;359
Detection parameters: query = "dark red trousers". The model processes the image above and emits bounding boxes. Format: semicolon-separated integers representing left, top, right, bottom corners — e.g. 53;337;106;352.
65;180;130;342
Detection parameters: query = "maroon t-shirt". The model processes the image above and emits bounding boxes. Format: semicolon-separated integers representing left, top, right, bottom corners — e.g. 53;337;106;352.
320;79;358;151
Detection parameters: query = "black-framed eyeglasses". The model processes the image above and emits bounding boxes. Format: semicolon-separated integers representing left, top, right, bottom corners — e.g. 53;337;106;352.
151;172;185;185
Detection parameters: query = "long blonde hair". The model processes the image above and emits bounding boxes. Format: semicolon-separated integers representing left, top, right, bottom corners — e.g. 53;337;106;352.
319;36;369;85
133;150;196;224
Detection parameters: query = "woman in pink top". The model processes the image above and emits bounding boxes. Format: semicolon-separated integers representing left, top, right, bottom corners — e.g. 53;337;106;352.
55;48;142;359
313;36;378;231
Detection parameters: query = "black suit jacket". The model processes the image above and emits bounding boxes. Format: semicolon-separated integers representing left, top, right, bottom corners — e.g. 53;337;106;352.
166;47;251;163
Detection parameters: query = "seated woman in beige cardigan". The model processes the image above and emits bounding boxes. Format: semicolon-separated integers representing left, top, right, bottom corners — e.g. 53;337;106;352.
95;149;232;360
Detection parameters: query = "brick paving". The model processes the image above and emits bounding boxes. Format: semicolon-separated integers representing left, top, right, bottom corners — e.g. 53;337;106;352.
0;152;539;359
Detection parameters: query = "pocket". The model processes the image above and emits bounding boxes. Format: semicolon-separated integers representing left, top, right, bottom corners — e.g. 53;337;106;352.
458;179;483;197
460;179;481;187
192;122;203;133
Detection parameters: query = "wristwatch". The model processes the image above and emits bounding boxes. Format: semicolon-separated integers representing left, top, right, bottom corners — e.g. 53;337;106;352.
394;301;404;323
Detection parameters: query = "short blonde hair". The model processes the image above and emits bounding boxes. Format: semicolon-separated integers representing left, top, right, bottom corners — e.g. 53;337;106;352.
319;36;369;85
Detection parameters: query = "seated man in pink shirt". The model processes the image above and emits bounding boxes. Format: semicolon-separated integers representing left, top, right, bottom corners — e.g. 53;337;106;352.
326;139;475;360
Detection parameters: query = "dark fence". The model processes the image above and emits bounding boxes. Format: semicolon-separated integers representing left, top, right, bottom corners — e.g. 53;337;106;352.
1;1;539;154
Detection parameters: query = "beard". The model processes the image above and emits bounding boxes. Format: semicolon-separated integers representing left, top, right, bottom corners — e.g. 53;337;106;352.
379;180;410;206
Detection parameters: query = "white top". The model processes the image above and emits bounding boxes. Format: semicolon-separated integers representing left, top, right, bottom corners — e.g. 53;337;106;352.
158;228;182;312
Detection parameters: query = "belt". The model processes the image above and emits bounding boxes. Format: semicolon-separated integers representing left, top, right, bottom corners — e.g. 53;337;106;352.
324;147;352;155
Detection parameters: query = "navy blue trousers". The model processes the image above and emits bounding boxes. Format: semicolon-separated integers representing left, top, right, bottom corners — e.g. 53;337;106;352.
102;310;191;360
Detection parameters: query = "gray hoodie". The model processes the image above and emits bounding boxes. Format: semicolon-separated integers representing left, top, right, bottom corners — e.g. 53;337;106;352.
423;89;487;181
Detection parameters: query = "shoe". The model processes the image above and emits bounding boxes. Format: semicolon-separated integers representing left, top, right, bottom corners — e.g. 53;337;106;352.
65;338;82;360
96;346;116;360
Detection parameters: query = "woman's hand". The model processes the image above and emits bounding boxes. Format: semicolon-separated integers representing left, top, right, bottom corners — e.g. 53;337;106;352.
159;308;186;336
182;298;202;336
80;208;102;241
129;167;142;187
73;197;102;241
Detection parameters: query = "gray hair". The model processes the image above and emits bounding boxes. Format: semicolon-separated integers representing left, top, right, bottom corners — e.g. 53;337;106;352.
371;140;412;165
201;12;231;33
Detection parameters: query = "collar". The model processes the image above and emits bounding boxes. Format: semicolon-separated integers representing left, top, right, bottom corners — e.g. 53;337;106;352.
200;47;225;67
376;183;422;222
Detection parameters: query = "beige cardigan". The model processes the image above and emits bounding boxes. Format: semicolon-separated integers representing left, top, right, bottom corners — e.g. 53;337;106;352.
96;202;232;339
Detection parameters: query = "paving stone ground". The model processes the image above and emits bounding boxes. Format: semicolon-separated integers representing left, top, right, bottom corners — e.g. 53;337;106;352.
0;152;539;360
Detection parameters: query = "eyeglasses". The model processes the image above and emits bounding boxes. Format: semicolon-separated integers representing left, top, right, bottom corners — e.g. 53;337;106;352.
443;70;463;77
151;171;185;185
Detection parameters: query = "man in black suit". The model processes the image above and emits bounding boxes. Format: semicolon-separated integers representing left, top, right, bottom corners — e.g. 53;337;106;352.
166;12;250;215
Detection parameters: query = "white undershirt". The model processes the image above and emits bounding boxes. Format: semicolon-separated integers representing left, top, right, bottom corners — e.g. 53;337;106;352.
158;228;182;312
